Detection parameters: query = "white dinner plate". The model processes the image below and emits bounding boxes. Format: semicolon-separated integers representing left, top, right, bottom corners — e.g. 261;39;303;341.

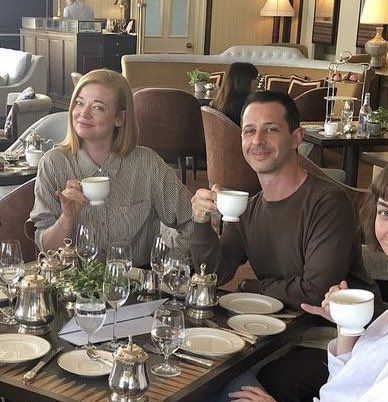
58;349;114;377
227;314;287;336
219;293;284;315
181;327;245;357
302;124;323;132
0;334;51;364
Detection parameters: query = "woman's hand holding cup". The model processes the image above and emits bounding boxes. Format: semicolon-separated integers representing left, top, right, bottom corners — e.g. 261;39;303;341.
56;179;88;230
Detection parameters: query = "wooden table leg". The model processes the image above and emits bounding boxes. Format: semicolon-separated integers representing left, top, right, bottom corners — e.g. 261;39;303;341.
344;145;359;187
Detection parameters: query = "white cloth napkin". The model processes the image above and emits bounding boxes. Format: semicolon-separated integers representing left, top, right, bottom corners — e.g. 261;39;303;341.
58;299;167;347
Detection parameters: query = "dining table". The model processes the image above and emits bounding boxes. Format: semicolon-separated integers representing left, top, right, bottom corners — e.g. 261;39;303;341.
0;164;37;186
0;293;319;402
302;125;388;187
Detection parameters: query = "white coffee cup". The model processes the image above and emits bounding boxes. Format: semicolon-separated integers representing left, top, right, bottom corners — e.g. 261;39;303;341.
329;289;374;336
323;121;338;137
25;149;44;167
216;190;249;222
81;176;110;206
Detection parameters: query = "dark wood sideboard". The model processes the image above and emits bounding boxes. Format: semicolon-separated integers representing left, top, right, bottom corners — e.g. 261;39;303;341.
20;29;136;109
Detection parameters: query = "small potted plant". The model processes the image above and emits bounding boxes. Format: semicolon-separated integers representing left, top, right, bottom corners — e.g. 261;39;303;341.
187;69;210;92
368;107;388;137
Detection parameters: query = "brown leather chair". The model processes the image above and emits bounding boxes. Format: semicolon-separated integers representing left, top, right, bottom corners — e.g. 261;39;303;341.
0;178;37;262
133;88;205;184
294;87;330;122
201;106;260;195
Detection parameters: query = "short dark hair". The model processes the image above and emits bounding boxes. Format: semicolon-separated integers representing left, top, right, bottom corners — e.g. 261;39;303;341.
241;90;300;132
361;166;388;251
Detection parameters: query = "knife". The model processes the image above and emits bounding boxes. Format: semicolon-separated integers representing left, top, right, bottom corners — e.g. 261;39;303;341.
23;346;64;383
205;319;258;344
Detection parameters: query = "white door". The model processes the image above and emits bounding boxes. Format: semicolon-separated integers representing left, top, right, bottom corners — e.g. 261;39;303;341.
140;0;206;54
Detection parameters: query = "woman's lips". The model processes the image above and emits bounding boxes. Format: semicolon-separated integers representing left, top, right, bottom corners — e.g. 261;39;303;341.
76;120;94;128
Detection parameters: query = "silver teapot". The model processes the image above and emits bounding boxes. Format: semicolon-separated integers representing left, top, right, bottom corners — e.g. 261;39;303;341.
38;250;64;284
14;274;54;334
186;263;218;319
108;342;149;402
57;238;78;270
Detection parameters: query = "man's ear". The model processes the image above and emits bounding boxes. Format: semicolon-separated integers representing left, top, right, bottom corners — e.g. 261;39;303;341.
291;127;303;150
115;110;126;127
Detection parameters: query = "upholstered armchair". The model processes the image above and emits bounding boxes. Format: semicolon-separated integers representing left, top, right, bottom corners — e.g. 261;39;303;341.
294;87;329;122
133;88;205;184
7;92;52;137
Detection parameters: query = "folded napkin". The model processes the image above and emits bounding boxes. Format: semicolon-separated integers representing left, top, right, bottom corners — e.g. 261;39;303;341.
59;299;167;347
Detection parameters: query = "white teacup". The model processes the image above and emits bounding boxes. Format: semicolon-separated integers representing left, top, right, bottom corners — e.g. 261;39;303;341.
81;176;110;206
329;289;374;336
25;149;44;167
216;190;249;222
323;121;338;137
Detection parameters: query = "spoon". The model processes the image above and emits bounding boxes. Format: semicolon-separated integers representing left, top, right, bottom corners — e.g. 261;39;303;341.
86;348;113;367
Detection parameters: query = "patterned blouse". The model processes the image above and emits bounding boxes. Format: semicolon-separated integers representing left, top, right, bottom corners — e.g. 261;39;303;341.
30;145;193;266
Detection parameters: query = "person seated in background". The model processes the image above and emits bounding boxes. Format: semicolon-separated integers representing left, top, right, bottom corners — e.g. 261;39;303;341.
225;166;388;402
63;0;94;20
210;62;258;126
30;69;192;266
191;91;383;401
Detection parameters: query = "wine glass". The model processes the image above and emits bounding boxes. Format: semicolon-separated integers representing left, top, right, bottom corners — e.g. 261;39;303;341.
151;307;185;377
164;248;190;309
150;235;168;297
75;294;106;349
102;260;130;351
76;224;98;267
0;240;25;325
107;243;133;272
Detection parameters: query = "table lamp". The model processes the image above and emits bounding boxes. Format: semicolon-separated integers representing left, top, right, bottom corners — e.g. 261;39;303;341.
115;0;130;23
260;0;295;43
360;0;388;68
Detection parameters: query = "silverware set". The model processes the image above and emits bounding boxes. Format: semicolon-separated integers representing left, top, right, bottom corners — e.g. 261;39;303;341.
204;319;258;344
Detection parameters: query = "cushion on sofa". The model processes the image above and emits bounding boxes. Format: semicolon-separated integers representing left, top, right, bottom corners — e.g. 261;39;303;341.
288;76;325;98
0;74;8;87
0;48;32;86
4;87;36;142
265;74;307;94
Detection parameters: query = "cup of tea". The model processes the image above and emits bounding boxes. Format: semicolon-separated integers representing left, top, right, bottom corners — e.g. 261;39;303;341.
323;121;338;137
25;149;44;167
329;289;374;336
81;176;110;206
216;190;249;222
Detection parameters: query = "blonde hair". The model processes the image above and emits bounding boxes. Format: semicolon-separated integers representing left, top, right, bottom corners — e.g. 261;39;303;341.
61;69;138;156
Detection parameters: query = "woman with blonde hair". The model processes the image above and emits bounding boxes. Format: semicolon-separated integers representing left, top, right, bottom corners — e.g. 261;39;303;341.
30;69;192;265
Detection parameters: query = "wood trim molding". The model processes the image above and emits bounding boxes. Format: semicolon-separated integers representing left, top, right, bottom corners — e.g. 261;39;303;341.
204;0;213;54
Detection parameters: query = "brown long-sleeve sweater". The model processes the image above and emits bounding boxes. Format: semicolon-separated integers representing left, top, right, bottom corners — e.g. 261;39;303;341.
191;173;383;310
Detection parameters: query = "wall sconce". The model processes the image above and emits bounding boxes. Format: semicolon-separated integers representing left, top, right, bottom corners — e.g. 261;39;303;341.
260;0;295;43
360;0;388;68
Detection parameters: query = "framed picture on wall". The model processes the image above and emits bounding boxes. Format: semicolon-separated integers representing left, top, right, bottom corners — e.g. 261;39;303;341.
356;0;388;48
312;0;341;45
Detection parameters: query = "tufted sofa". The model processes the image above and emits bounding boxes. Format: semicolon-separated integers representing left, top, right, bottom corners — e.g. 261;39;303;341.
121;45;374;102
0;48;48;119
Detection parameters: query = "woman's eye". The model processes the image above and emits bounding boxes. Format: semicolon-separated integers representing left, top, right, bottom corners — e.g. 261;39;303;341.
75;100;83;106
377;209;388;218
93;105;104;111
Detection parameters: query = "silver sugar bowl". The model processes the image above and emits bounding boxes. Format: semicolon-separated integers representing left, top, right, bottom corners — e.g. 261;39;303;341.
14;274;54;334
109;342;149;402
186;263;218;319
57;238;78;270
38;250;65;284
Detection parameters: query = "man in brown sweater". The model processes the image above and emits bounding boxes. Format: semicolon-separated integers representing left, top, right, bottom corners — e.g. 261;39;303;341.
191;91;383;402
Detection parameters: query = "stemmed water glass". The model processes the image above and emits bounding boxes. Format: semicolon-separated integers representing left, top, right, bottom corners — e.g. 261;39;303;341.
0;240;25;325
341;99;354;136
75;294;106;349
102;260;130;351
150;235;168;297
151;307;185;377
76;224;98;267
107;243;133;272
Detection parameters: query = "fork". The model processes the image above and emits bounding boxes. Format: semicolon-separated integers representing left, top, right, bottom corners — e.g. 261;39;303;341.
205;319;258;344
86;348;113;367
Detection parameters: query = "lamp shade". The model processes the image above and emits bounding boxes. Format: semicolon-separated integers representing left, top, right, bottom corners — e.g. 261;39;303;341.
260;0;295;17
360;0;388;25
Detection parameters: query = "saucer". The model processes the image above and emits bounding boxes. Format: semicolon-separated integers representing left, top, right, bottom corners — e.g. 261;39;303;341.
319;131;337;138
227;314;286;336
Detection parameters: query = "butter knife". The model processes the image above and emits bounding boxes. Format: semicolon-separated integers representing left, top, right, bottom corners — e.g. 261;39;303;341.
205;319;258;344
23;346;64;383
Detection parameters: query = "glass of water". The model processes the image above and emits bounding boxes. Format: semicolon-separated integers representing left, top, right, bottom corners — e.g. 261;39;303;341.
107;243;132;272
75;295;106;349
103;260;130;351
341;99;354;136
0;240;25;325
151;307;185;377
